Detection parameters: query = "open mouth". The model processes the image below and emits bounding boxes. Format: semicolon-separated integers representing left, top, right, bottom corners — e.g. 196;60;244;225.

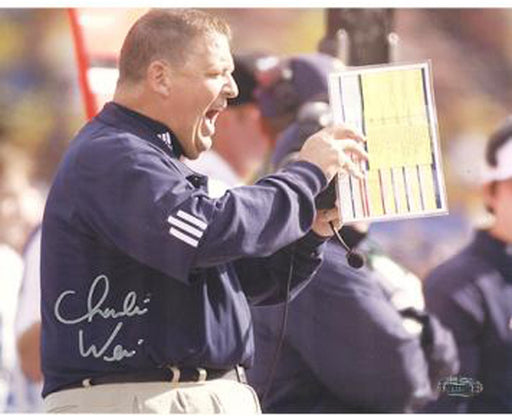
205;109;220;122
203;107;224;136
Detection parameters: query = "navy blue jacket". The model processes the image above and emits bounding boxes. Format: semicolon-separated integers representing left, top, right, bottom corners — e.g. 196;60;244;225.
40;102;328;397
424;229;512;412
248;238;458;412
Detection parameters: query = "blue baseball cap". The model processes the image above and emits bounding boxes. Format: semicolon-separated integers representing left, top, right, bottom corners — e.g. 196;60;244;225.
256;53;343;118
229;53;271;107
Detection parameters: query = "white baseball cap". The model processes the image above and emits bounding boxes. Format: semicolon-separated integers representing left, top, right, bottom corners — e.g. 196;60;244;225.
481;130;512;183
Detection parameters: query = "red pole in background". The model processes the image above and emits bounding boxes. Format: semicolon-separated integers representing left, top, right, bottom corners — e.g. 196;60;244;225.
67;8;97;120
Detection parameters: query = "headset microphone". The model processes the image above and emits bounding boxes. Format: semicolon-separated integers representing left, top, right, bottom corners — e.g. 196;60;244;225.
329;222;365;269
346;249;365;269
316;177;365;270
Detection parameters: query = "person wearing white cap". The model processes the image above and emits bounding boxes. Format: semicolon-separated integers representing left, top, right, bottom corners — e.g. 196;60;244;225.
423;117;512;412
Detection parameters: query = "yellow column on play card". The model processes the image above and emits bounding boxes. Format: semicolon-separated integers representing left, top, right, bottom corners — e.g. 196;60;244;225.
366;169;384;217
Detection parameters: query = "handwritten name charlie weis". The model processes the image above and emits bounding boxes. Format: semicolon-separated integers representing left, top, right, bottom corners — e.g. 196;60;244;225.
54;274;150;362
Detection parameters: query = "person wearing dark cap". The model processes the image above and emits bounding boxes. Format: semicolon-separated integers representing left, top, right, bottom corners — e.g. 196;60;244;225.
247;55;459;412
424;117;512;413
256;53;343;143
247;53;344;182
185;53;270;194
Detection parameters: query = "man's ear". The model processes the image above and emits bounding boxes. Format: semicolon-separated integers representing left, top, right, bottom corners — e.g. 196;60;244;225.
147;60;171;96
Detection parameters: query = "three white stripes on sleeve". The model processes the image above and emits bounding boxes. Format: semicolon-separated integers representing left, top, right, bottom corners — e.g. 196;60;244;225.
167;210;208;248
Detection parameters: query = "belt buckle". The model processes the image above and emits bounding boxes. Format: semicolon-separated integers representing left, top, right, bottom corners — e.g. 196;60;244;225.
167;366;207;383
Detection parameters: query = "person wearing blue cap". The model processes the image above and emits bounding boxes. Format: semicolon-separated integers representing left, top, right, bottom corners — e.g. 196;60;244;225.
250;53;344;181
256;53;343;145
424;117;512;412
248;52;459;412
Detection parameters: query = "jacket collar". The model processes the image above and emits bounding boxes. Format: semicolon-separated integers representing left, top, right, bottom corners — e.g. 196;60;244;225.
96;101;183;159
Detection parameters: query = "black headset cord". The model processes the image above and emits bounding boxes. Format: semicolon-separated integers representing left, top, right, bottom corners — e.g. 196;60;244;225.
329;221;365;269
261;244;295;405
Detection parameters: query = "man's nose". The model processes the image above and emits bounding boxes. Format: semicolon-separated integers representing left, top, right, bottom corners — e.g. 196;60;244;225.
224;73;239;99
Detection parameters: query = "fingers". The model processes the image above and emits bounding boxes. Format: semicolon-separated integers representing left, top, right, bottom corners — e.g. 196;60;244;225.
344;157;365;180
331;139;367;179
330;124;366;143
299;125;368;182
333;139;368;161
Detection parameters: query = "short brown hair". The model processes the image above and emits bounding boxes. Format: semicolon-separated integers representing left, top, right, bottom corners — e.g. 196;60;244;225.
118;9;231;84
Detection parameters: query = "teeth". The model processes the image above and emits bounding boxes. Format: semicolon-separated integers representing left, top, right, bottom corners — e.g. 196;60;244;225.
203;115;215;136
202;108;221;137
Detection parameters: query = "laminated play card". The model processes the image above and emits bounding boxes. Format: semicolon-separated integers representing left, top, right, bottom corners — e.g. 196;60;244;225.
329;61;448;223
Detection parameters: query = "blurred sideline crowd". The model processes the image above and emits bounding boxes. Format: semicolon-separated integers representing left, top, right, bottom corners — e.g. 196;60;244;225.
2;8;512;414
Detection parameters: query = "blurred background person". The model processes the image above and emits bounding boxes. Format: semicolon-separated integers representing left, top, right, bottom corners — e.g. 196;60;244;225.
424;117;512;413
0;143;42;255
255;53;342;146
0;146;20;407
8;226;44;413
0;143;43;412
249;223;459;412
246;53;459;412
253;52;343;178
0;12;74;412
0;234;21;412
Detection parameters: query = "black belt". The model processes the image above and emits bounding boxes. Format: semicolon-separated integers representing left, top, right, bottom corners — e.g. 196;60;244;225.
59;365;247;392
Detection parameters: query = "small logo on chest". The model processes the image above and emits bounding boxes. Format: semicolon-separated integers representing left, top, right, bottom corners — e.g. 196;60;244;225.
157;132;173;151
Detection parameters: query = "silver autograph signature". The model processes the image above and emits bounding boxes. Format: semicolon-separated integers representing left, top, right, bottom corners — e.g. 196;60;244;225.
54;274;149;362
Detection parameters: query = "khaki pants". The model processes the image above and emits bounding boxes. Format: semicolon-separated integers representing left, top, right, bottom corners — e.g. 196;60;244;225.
43;380;261;413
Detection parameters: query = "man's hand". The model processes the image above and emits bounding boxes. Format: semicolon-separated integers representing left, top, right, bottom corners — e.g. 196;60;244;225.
298;124;368;182
312;206;341;237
